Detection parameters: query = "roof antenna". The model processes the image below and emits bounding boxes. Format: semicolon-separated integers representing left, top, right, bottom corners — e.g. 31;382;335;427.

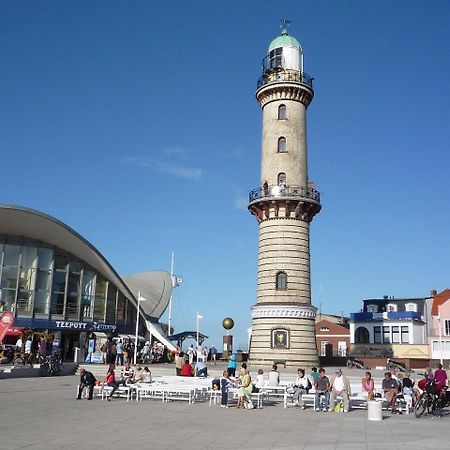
281;18;291;35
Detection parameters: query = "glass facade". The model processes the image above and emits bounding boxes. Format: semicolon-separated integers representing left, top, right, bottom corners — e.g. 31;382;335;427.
0;239;136;328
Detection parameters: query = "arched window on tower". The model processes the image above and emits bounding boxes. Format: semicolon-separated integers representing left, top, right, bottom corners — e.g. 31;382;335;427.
277;137;287;153
276;271;287;290
277;173;286;187
278;104;287;120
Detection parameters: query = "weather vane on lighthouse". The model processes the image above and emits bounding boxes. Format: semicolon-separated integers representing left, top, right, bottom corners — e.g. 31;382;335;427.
281;18;291;31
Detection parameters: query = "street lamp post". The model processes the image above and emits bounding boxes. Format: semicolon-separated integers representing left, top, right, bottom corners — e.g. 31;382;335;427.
134;292;147;365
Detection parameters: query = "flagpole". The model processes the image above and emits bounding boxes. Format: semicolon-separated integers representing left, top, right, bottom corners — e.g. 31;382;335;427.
196;312;200;345
168;251;174;335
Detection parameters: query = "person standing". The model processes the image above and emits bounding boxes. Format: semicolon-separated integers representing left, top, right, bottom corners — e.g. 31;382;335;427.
24;337;32;356
38;335;47;357
187;345;195;365
115;340;124;366
329;369;351;413
310;367;319;384
77;368;97;400
210;345;217;365
175;351;184;375
314;368;330;412
227;353;237;378
15;336;23;353
220;370;231;408
196;344;204;362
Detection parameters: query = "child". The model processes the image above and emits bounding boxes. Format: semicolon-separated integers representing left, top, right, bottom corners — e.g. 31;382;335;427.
220;370;231;408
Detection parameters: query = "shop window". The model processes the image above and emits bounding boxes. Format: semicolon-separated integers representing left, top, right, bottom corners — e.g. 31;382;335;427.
0;289;16;312
105;283;117;324
20;246;37;268
37;247;53;270
93;277;107;321
277;137;287;153
276;271;287;290
3;244;20;266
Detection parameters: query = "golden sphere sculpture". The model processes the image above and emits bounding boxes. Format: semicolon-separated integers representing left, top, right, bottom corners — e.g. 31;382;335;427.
222;317;234;330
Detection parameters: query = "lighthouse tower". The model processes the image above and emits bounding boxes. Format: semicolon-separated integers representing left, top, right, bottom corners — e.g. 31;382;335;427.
248;26;321;367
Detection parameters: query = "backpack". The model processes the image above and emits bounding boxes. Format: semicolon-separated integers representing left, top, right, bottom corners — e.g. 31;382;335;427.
306;379;312;392
252;383;259;393
212;379;220;390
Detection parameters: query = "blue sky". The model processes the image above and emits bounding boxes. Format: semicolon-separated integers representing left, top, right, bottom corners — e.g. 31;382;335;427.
1;1;449;350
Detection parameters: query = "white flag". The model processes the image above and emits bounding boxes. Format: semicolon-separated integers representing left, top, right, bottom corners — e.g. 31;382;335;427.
197;314;204;319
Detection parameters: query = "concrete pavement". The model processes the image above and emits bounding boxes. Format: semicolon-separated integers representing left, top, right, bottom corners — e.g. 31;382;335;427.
0;363;449;450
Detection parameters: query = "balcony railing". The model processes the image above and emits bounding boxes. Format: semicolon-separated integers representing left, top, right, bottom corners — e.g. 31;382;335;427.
248;184;320;204
350;311;422;321
257;70;314;89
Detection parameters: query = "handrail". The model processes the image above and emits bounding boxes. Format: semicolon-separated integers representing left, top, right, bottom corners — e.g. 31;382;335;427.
248;185;320;204
257;71;314;89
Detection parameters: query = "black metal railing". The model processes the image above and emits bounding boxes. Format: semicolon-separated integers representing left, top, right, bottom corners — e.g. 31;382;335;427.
257;71;314;89
248;184;321;204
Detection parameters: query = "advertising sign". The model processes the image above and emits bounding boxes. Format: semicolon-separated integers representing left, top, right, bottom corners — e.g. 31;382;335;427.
0;312;15;343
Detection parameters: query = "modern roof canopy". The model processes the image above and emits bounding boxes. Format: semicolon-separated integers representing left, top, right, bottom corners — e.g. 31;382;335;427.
0;204;172;321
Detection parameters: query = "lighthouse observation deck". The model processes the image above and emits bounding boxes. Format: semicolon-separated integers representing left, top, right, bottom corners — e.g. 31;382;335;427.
248;184;320;205
257;70;313;90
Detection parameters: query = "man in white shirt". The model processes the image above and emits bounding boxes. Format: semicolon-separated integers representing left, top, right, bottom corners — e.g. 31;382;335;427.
15;337;23;352
24;337;32;355
329;369;351;413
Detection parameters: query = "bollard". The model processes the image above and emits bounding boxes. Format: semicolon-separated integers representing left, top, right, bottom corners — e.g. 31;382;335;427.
367;400;383;421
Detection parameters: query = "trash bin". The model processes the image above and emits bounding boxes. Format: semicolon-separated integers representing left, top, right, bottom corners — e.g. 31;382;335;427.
367;400;382;421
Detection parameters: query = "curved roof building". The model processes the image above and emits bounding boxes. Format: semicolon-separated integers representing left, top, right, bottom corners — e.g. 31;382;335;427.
0;204;175;356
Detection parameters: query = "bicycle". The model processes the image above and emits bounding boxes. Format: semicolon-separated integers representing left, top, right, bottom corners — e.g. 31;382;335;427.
414;376;449;418
40;354;63;377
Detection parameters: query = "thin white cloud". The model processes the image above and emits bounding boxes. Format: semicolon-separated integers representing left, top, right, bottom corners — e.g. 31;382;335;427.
233;195;248;210
116;150;202;181
156;162;202;180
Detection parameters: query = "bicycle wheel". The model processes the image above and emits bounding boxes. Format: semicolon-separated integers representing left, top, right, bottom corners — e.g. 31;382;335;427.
414;394;429;418
40;363;50;377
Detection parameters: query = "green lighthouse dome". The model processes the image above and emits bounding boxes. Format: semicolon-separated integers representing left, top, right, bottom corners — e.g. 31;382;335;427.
269;29;300;51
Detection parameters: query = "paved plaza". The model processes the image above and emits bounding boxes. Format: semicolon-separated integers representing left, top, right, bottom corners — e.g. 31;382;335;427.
1;364;449;450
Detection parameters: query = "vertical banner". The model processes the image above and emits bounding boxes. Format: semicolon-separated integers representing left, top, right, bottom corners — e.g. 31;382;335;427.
0;312;15;343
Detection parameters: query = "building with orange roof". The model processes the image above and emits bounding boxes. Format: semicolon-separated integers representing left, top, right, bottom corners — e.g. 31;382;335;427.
428;289;450;363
